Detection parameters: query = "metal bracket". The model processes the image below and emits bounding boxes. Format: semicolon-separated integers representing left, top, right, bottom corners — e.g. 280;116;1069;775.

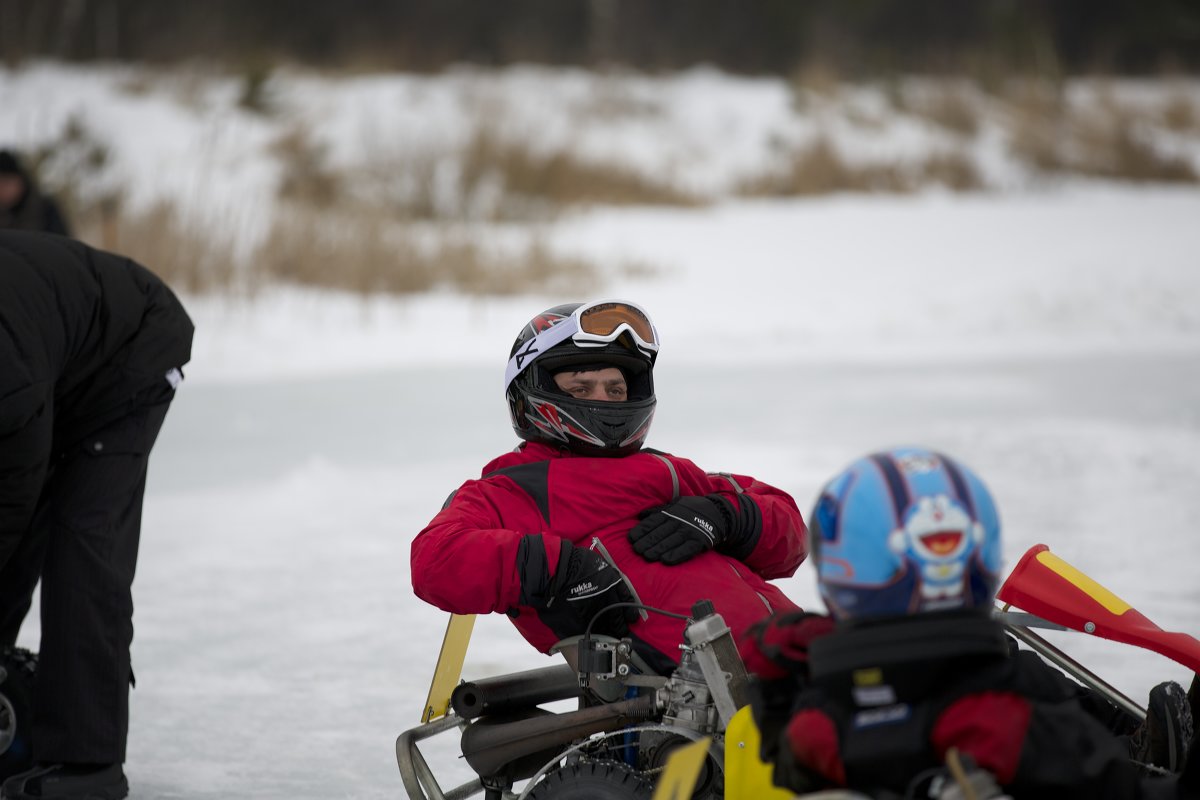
991;610;1069;631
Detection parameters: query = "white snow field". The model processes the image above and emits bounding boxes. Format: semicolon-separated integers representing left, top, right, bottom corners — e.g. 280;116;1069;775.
3;63;1199;798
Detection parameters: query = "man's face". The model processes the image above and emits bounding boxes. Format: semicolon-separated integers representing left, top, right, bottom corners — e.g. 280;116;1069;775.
553;367;628;402
0;174;26;209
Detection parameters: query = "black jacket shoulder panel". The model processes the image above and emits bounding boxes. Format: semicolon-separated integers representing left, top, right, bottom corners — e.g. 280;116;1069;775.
484;461;552;524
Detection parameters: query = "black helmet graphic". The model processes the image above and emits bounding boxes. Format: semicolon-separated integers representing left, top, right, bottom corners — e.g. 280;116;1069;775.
505;300;659;457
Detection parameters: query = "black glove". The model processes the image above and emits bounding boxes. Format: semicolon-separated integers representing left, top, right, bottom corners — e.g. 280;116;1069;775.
628;495;734;565
517;536;638;639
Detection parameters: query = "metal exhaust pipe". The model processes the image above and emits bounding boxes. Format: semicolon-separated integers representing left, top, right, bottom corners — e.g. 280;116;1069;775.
460;694;658;779
451;664;581;720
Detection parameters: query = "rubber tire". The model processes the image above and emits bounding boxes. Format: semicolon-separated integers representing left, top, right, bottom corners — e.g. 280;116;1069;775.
525;761;654;799
0;647;37;781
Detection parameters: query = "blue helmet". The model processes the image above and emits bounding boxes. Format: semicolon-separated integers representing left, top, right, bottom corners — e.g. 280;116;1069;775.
810;447;1003;621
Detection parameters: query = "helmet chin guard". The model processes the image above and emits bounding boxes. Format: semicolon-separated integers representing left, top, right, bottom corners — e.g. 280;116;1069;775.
506;301;658;456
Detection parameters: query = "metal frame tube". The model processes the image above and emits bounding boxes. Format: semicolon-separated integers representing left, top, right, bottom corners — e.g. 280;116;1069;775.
1004;623;1146;721
396;715;483;800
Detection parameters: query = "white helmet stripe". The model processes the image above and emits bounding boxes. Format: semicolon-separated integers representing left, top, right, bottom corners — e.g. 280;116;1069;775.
504;316;580;390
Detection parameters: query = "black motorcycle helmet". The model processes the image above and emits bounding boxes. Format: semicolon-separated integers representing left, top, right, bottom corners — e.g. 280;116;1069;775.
505;300;659;457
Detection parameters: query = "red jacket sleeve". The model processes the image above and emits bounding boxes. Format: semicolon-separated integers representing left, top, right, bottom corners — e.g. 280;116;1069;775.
932;691;1145;798
703;470;808;579
410;477;563;615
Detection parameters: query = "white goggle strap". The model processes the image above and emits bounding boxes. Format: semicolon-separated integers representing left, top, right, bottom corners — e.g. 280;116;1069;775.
503;316;580;390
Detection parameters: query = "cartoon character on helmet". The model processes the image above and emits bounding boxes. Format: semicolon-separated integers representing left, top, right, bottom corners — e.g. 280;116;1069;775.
504;300;659;457
809;446;1003;621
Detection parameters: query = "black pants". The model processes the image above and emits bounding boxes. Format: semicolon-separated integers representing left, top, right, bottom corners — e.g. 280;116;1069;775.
0;389;173;764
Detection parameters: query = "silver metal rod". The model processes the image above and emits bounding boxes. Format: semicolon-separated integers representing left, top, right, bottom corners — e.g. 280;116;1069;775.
412;743;446;800
397;716;483;800
1005;623;1146;721
992;611;1068;632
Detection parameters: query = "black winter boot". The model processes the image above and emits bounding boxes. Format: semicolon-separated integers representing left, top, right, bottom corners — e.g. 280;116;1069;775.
0;763;127;800
1130;680;1196;774
0;648;37;782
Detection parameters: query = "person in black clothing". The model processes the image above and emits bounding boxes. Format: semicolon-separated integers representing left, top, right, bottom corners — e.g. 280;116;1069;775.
739;446;1196;799
0;151;72;237
0;231;193;800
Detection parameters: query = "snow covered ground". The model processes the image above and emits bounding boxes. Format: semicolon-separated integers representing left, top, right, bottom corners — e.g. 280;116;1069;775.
50;191;1200;800
4;63;1200;798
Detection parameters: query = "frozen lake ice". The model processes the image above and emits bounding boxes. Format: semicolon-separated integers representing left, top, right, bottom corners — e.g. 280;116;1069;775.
30;351;1188;799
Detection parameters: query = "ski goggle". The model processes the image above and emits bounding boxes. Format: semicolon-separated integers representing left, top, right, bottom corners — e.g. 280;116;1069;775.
505;300;660;388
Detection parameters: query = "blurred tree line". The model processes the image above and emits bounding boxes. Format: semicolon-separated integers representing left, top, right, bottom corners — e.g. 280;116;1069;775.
2;0;1198;75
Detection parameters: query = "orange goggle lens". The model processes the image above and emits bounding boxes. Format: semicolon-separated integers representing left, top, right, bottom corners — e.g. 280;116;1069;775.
577;302;657;347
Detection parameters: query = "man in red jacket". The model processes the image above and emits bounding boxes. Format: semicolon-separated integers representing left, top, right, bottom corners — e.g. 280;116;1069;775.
410;299;808;674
